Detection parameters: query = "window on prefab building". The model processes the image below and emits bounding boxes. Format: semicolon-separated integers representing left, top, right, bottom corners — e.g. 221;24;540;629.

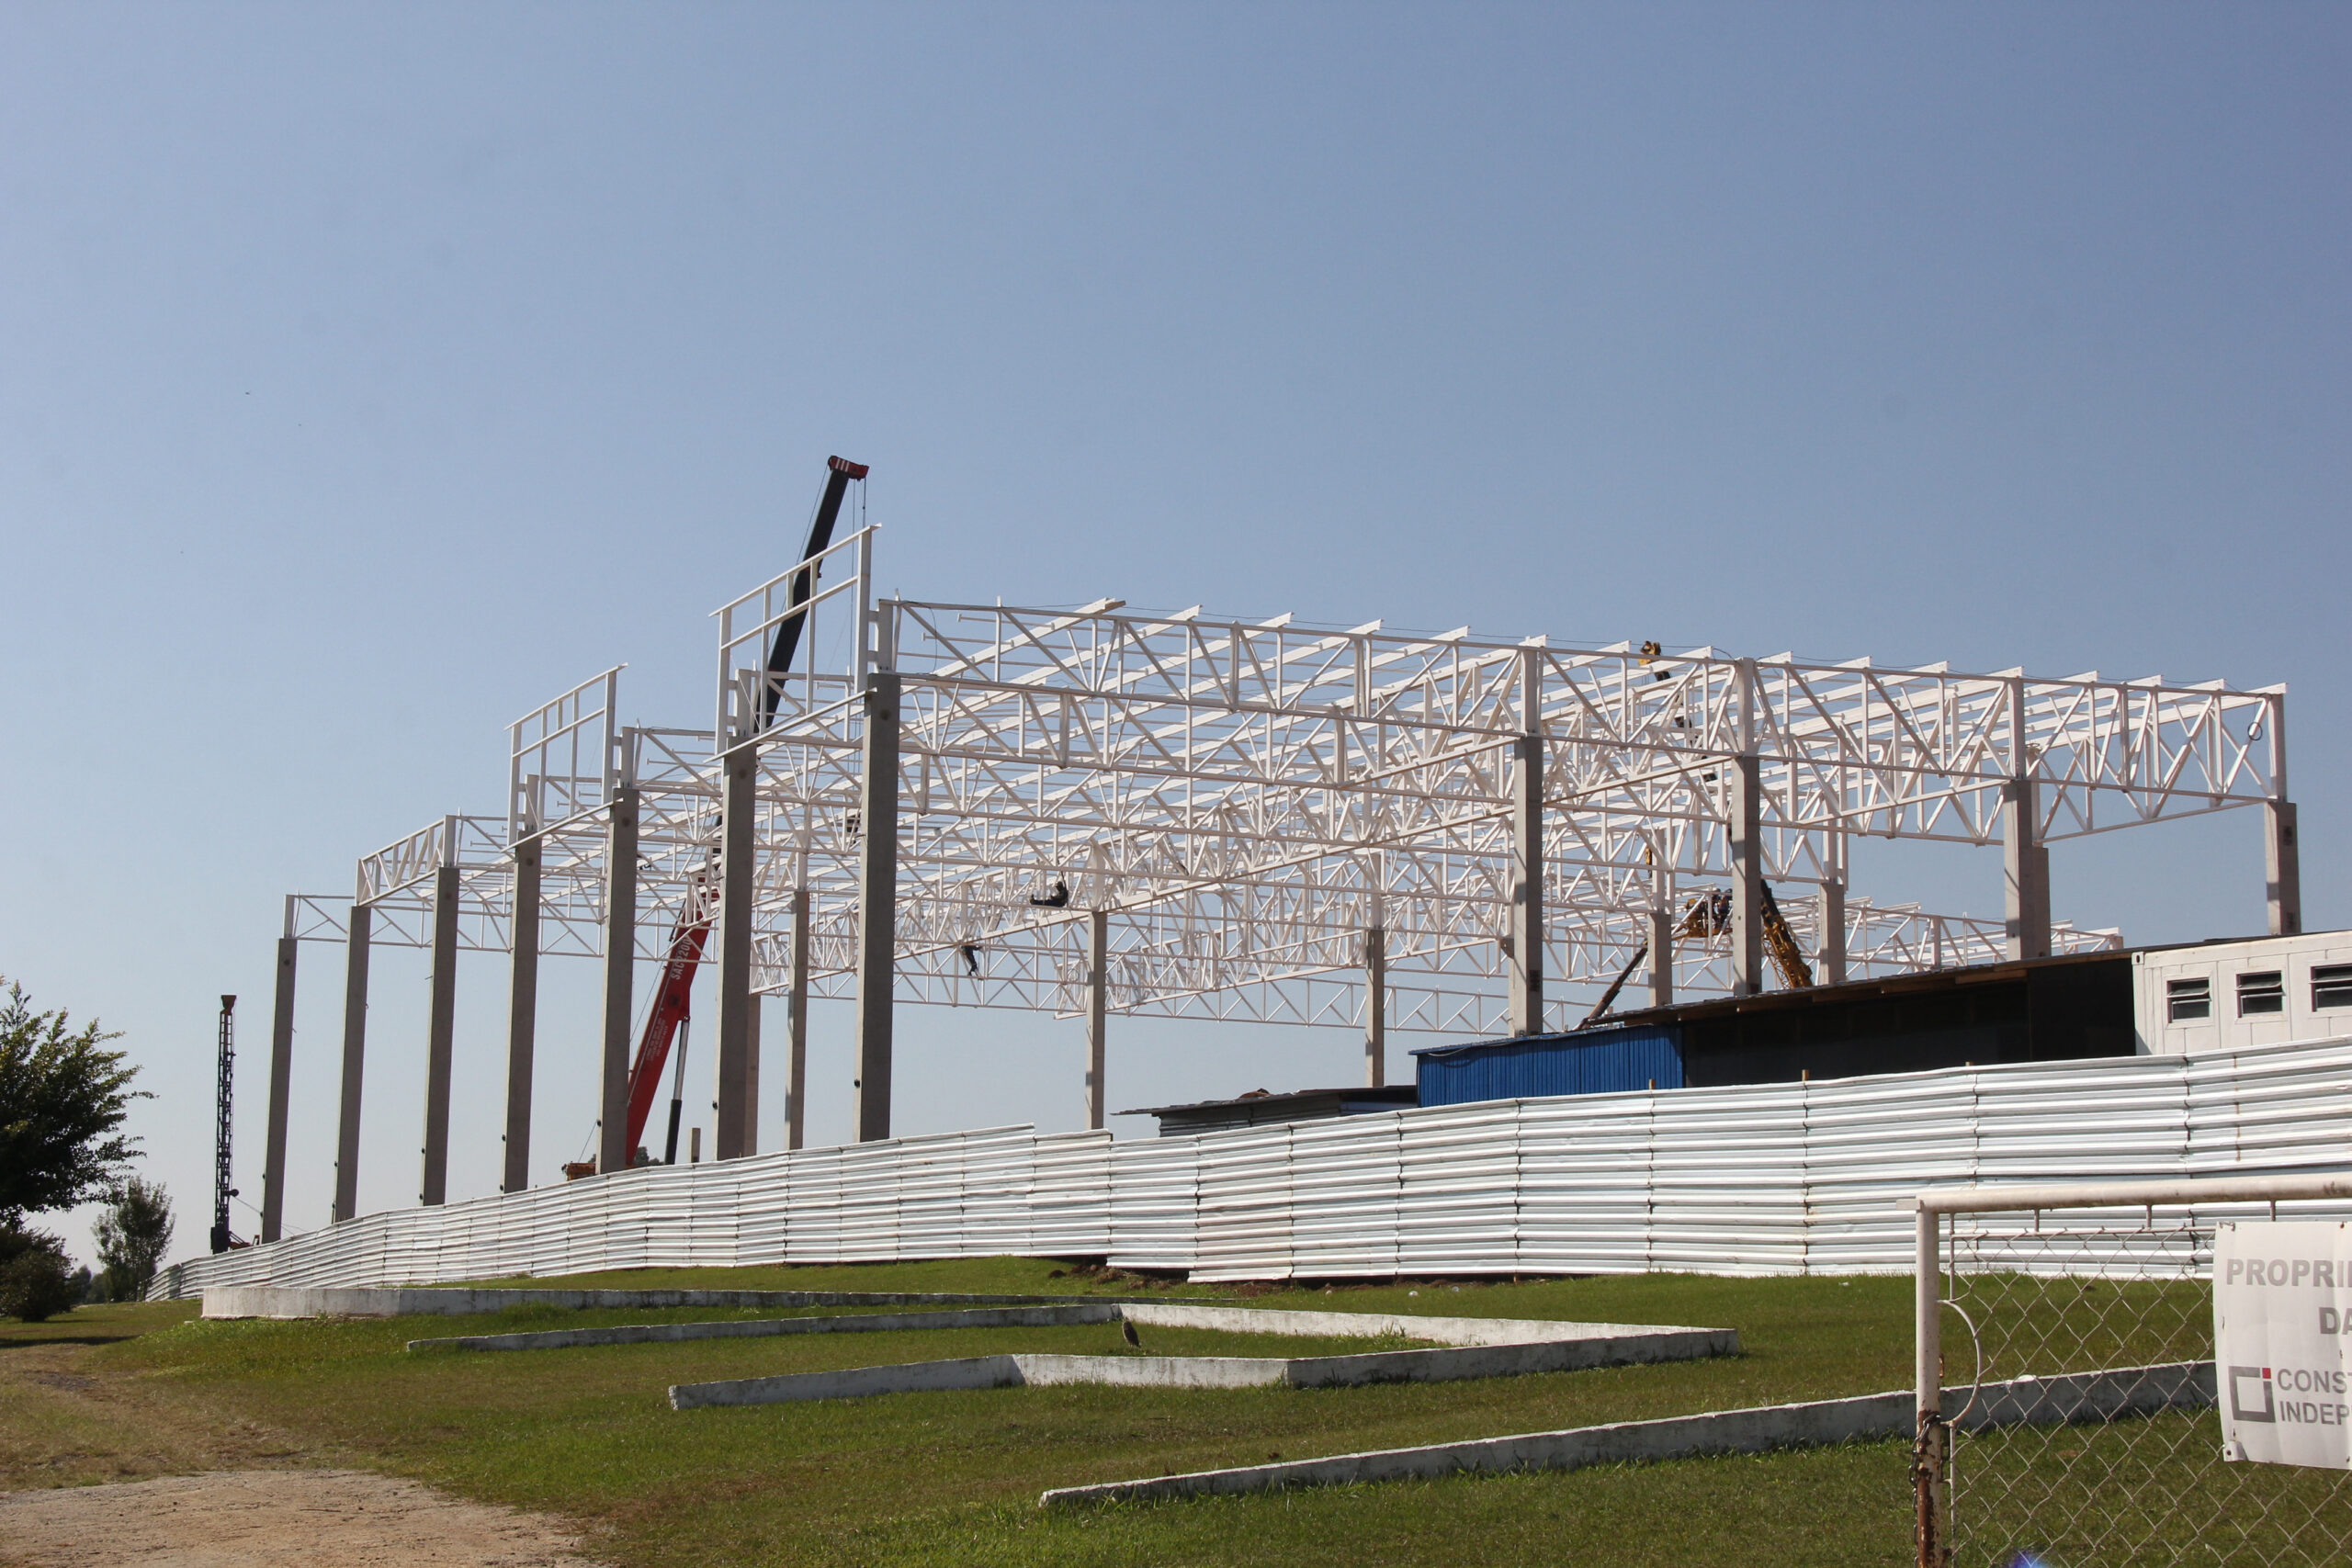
2314;964;2352;1011
2166;977;2211;1022
2236;971;2285;1016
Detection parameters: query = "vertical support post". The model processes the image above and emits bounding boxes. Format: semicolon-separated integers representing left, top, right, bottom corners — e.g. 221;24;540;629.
502;830;541;1193
743;995;762;1156
853;671;901;1143
419;862;459;1206
1728;753;1765;997
1819;830;1849;988
1820;875;1849;987
1087;907;1109;1128
2000;674;2051;966
2002;776;2051;962
1647;907;1675;1009
715;750;757;1159
2266;800;2301;938
2265;696;2300;938
1507;731;1544;1036
332;900;372;1224
786;885;810;1151
599;785;640;1172
1363;923;1386;1089
260;919;298;1244
1914;1202;1947;1568
1647;852;1675;1010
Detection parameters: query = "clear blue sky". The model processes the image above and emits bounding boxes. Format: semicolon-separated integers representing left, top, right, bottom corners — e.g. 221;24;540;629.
4;4;2345;1268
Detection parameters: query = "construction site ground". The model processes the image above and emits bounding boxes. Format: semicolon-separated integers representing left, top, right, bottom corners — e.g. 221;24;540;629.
0;1260;1919;1566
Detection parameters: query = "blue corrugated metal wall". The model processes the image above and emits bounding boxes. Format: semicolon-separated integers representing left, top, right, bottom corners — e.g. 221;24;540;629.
1413;1024;1684;1106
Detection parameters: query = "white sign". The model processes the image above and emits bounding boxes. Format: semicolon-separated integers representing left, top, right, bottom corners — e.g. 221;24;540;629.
2214;1221;2352;1470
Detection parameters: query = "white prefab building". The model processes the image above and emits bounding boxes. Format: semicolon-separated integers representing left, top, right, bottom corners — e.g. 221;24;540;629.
2134;931;2352;1055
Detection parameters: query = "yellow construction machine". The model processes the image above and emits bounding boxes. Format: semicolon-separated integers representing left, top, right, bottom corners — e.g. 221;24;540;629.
1576;880;1815;1028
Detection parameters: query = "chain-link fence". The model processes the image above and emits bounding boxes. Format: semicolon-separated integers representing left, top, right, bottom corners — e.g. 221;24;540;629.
1915;1179;2352;1568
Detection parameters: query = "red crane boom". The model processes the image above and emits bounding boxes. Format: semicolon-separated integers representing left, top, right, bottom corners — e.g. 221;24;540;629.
588;454;867;1173
620;904;712;1158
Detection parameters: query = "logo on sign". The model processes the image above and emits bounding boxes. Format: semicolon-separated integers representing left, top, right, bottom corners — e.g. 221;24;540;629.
2230;1366;2276;1424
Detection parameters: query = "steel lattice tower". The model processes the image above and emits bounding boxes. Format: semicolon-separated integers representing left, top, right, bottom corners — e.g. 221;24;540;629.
210;995;235;1254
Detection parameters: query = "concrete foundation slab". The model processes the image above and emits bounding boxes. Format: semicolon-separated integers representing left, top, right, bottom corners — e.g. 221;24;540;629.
412;1303;1126;1352
1119;1303;1693;1348
413;1300;1707;1356
665;1309;1736;1409
202;1285;1180;1320
1036;1360;2215;1507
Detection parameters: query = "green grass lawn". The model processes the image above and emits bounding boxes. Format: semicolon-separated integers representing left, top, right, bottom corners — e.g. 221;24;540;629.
6;1260;1938;1565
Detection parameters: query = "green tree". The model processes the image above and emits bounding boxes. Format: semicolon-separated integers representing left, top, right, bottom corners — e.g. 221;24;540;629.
0;1249;77;1322
0;1220;67;1270
0;1222;75;1322
0;978;143;1223
94;1176;174;1301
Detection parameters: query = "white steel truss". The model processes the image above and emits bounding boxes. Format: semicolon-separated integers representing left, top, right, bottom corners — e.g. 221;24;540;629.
304;527;2278;1039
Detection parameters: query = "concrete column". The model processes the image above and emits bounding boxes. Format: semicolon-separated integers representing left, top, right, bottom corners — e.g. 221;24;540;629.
1647;906;1675;1010
1363;923;1386;1089
419;863;460;1207
2002;776;2051;962
853;672;901;1143
714;751;757;1159
1086;907;1109;1129
599;786;641;1172
1727;754;1765;998
259;931;298;1243
743;995;762;1156
1819;876;1849;987
332;901;372;1224
2266;799;2302;938
502;832;541;1193
786;886;809;1151
1507;732;1544;1035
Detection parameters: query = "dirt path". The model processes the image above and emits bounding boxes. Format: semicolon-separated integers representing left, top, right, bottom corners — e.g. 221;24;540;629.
0;1337;312;1494
0;1323;597;1567
0;1469;594;1566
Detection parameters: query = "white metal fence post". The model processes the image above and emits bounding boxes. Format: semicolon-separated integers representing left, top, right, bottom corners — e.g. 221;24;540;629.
1915;1202;1946;1568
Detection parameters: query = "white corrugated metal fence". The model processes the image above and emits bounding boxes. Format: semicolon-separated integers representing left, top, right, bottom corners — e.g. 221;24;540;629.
153;1038;2352;1298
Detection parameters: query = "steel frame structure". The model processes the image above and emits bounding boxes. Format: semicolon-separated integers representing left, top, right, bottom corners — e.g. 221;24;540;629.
257;512;2301;1225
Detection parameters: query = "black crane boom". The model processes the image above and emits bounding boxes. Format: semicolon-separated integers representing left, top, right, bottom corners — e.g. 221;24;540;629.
758;455;870;729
